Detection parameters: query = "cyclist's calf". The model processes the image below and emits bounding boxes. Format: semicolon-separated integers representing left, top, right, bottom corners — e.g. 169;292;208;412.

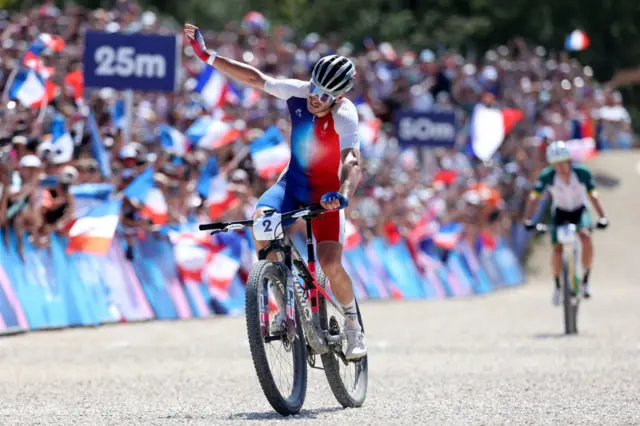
579;232;593;269
316;242;354;306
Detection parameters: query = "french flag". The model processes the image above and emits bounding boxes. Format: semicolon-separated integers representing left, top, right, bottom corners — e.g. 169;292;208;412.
193;119;241;150
470;104;523;162
571;113;594;140
565;30;590;52
67;199;122;256
195;66;231;109
409;216;439;246
124;168;169;225
433;222;464;250
48;113;74;163
9;69;57;108
22;54;54;80
433;169;458;187
205;249;241;302
26;33;65;57
111;99;127;130
242;11;269;32
415;251;447;299
565;114;596;161
159;124;189;156
206;174;240;221
343;220;362;251
171;227;221;283
242;87;261;108
87;108;112;178
196;156;220;198
359;118;381;147
249;126;290;179
63;71;84;103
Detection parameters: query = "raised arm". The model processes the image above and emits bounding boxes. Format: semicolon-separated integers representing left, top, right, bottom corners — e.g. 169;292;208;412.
184;24;267;91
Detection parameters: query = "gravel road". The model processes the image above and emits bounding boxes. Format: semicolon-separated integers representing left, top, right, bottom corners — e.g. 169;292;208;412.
1;153;638;425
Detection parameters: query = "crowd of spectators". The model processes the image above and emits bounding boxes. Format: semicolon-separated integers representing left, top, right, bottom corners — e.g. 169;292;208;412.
0;0;635;258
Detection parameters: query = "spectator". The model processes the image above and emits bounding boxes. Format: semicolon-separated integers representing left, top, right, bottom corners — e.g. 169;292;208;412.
0;1;635;262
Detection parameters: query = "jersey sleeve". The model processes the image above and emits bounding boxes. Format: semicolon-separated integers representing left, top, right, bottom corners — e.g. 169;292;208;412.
333;100;360;151
573;164;596;193
263;77;309;100
532;166;554;196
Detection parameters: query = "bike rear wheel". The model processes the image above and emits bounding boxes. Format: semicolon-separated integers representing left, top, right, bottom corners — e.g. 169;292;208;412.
245;260;307;415
317;271;368;408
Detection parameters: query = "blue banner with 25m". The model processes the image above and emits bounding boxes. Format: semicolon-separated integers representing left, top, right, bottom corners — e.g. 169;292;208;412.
394;109;457;147
84;31;181;92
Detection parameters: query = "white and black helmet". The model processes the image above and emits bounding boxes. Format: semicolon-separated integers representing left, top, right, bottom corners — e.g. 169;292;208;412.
546;140;571;164
311;55;356;96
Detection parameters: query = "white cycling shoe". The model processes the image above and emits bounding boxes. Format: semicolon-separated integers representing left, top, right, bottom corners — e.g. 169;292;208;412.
552;288;562;306
345;329;367;360
582;283;591;299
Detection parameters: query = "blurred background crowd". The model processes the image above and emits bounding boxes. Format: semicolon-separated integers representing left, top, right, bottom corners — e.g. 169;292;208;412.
0;0;636;259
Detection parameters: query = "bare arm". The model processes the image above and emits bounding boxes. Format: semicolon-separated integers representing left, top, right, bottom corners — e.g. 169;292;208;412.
210;55;268;91
522;192;541;221
339;148;361;200
184;24;267;91
588;192;606;218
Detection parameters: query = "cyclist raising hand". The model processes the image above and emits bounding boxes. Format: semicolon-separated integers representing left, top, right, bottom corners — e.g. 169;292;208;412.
184;24;366;359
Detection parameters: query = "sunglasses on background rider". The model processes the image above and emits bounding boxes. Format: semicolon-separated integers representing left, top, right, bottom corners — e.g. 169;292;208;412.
308;82;338;104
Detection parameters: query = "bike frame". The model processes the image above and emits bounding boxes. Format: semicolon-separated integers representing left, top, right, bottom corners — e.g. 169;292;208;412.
200;205;345;355
557;223;583;295
557;223;584;335
257;213;345;354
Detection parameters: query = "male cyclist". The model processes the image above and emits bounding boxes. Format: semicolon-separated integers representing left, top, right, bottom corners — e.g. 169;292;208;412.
523;141;609;305
184;24;366;359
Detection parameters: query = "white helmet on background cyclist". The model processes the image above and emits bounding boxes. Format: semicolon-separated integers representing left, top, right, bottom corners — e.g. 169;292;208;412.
546;141;571;164
310;55;356;103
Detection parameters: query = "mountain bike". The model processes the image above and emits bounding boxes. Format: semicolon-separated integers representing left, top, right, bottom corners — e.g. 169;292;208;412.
536;223;600;335
199;204;368;415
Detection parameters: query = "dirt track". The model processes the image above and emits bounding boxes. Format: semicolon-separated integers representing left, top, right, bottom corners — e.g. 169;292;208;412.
1;152;639;425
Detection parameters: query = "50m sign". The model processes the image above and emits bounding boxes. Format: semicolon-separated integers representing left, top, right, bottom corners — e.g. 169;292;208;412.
84;31;180;92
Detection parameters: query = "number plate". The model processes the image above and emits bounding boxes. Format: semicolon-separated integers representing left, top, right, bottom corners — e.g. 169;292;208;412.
557;224;578;245
253;213;284;241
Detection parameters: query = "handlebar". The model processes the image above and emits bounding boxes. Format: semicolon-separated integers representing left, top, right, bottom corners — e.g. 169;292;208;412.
528;223;604;234
198;203;328;233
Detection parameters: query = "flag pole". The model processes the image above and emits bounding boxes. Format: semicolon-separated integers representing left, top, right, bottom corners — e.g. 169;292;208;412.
123;90;133;144
36;88;50;123
1;66;20;104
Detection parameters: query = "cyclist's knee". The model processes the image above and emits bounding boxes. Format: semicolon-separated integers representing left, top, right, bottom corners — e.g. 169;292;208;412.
252;207;270;220
579;232;592;247
552;244;563;255
251;208;270;250
316;243;343;277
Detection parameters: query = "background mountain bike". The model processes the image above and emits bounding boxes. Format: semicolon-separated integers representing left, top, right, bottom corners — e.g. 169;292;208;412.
536;223;602;335
199;204;368;416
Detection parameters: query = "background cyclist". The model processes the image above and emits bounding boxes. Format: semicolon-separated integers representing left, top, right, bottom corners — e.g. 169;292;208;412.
523;141;609;305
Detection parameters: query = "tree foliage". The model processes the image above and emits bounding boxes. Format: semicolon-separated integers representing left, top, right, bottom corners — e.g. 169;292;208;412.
11;0;640;123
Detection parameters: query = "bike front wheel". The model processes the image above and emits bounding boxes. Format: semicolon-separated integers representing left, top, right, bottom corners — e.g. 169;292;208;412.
245;260;307;415
317;270;368;408
562;251;579;334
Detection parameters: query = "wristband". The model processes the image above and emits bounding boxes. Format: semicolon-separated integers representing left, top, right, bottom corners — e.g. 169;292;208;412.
206;50;217;66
